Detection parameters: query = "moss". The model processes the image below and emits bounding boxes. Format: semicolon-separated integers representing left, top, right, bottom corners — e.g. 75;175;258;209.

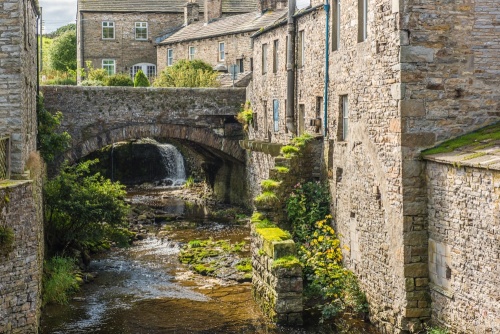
462;152;487;161
291;133;314;148
280;145;300;158
255;227;291;242
255;219;276;229
422;122;500;156
251;211;265;223
261;179;281;192
236;258;252;273
272;255;301;269
0;226;15;256
255;191;278;205
193;264;216;276
273;166;290;174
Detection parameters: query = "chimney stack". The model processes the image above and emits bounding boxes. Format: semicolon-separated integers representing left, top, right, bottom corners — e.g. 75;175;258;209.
204;0;222;23
258;0;289;13
184;0;200;26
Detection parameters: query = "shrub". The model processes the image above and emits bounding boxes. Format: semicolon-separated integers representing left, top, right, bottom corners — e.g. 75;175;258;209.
153;59;219;88
292;133;314;148
236;101;253;131
45;77;77;86
134;69;150;87
42;256;79;305
79;79;104;86
280;145;300;158
104;74;134;87
184;176;195;188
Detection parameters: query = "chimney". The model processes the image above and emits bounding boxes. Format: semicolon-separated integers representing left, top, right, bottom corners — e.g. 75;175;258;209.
184;0;200;26
258;0;288;13
204;0;222;23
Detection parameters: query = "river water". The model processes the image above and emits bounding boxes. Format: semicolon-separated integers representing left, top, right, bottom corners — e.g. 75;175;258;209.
40;188;376;334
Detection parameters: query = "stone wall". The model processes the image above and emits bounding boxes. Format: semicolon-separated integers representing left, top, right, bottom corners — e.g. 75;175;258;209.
251;224;303;325
157;32;253;75
0;0;39;175
426;161;499;334
77;12;184;76
0;178;44;334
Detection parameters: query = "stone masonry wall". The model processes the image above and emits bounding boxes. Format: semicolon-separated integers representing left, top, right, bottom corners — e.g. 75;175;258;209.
157;32;253;75
426;162;499;334
251;224;303;325
0;0;38;175
0;179;44;334
78;12;184;75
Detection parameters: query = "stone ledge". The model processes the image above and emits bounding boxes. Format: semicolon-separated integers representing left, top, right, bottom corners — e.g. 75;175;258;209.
239;140;282;156
429;283;454;299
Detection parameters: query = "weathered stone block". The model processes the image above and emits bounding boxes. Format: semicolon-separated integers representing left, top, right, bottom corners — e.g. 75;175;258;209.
400;46;435;63
400;100;426;118
404;263;429;278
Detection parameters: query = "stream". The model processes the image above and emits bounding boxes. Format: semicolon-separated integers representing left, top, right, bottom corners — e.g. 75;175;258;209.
40;188;377;334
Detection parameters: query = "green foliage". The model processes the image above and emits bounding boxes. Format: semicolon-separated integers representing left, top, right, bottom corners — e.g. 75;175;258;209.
37;95;71;162
184;176;195;188
193;264;216;276
134;69;150;87
79;79;105;86
153;60;219;88
44;23;76;39
44;77;77;86
0;226;15;256
286;182;331;244
273;255;301;269
44;159;130;255
280;145;300;158
261;179;281;192
104;74;134;87
42;256;79;305
255;227;291;242
422;122;500;156
292;133;314;148
84;61;107;82
236;102;253;131
236;258;252;272
426;326;449;334
273;166;290;174
48;30;77;72
254;191;278;205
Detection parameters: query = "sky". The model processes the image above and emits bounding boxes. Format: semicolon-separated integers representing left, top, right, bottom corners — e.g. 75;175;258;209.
38;0;312;33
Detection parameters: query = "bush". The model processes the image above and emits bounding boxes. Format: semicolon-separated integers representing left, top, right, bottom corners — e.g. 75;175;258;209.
104;74;134;87
153;59;219;88
79;79;104;86
84;60;107;81
44;159;130;256
134;69;150;87
45;77;77;86
42;256;79;305
236;101;253;131
37;94;71;162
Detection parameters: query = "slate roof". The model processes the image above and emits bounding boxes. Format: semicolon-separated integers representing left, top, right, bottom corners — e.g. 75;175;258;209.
79;0;256;13
158;9;288;44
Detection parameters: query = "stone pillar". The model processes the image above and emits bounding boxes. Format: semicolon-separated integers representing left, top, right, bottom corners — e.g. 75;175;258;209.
204;0;222;23
184;0;200;26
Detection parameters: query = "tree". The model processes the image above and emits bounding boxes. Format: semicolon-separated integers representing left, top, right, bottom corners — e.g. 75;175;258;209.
48;30;77;72
37;94;71;162
153;60;220;88
134;69;150;87
45;23;76;39
44;159;130;256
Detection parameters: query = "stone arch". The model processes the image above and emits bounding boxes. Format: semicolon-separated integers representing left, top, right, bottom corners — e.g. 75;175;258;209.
61;123;245;166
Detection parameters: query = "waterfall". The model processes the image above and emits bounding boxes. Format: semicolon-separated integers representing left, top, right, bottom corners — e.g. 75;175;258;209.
157;143;186;186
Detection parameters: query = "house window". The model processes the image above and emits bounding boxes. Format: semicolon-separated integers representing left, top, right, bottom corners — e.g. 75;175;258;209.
250;57;254;71
263;100;268;137
102;21;115;39
102;59;115;75
298;30;305;67
273;39;279;73
189;46;196;60
358;0;368;42
298;104;305;135
332;0;340;51
167;49;173;66
273;99;279;132
339;95;348;140
135;22;148;40
218;42;225;61
262;43;268;74
237;58;244;73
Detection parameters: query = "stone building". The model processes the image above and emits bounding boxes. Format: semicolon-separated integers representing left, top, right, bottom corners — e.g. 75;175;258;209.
0;0;44;333
246;0;500;333
156;1;287;75
77;0;256;80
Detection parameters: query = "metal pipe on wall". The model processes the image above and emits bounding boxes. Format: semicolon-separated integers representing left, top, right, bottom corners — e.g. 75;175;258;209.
286;0;296;135
323;0;330;137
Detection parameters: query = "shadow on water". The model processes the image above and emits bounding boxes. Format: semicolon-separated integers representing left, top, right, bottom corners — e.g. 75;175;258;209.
41;189;377;334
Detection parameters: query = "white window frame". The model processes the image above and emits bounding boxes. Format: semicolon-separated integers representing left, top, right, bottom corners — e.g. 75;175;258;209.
189;46;195;60
130;63;156;79
167;49;173;66
102;59;115;75
298;30;305;67
135;22;148;40
102;21;115;40
218;42;225;61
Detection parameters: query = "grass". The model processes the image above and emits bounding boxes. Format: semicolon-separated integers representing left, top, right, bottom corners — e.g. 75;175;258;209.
254;191;278;205
184;176;195;188
273;255;301;269
422;122;500;156
236;258;252;272
255;227;291;242
261;179;281;192
42;257;80;305
273;166;290;174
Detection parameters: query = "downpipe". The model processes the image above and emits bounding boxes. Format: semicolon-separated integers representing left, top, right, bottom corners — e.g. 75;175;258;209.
323;0;330;137
286;0;296;135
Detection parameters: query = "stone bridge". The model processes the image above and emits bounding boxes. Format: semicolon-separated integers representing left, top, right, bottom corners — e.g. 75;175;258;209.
41;86;248;204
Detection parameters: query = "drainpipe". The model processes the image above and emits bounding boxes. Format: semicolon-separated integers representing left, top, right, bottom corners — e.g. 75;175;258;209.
286;0;296;135
323;0;330;137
